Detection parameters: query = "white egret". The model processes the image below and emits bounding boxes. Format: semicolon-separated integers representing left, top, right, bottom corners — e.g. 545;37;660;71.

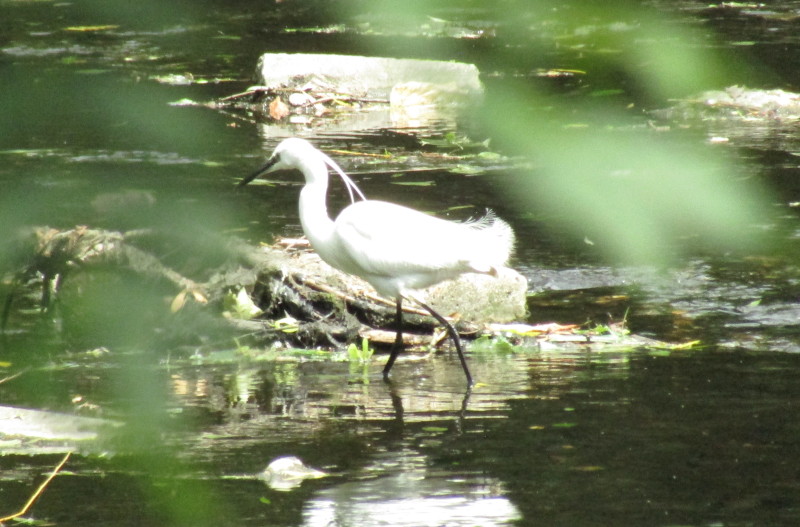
239;138;514;385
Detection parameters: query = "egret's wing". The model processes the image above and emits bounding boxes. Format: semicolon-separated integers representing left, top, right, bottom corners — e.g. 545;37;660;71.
333;201;479;278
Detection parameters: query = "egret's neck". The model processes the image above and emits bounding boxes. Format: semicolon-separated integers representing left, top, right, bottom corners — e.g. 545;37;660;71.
298;177;336;250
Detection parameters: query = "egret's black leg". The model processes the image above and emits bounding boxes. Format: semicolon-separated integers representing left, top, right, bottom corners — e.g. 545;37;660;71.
417;300;473;386
382;297;404;380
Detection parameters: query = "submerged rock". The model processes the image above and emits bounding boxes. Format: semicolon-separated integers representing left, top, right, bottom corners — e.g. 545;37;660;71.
656;85;800;122
0;405;122;454
653;85;800;150
260;456;327;491
0;405;120;441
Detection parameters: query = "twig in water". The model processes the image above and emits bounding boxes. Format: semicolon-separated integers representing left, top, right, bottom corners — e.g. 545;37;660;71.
0;451;72;523
0;368;29;385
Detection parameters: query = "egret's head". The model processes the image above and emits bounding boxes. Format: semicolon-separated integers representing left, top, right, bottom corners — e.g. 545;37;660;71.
238;138;317;187
239;138;366;203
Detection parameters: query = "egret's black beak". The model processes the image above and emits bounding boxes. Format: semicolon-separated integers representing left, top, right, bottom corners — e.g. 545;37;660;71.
239;156;278;187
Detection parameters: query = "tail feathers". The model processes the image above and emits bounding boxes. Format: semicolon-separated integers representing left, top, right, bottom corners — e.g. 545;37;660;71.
465;210;515;273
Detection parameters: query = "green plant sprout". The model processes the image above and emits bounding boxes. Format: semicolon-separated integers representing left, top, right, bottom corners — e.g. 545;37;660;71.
347;337;374;363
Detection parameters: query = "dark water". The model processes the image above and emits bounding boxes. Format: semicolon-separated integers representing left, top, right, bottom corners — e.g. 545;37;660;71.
4;350;799;525
2;1;800;525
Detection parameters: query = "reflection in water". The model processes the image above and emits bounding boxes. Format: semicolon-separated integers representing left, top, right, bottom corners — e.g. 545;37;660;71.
170;352;535;427
296;370;520;527
8;340;800;526
169;354;536;526
173;348;800;527
302;448;520;527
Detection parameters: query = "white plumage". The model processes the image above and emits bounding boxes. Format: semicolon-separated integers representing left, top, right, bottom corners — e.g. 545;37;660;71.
240;138;515;385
